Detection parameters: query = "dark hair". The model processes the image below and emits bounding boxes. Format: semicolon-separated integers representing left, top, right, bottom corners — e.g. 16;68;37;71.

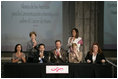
55;40;61;44
15;44;23;52
29;31;37;37
38;43;45;48
71;28;79;38
89;42;102;54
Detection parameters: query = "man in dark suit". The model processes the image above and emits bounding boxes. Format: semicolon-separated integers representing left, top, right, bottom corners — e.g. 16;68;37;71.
50;40;68;63
33;43;49;63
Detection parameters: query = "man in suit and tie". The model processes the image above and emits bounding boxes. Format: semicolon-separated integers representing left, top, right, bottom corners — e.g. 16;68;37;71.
33;43;49;63
50;40;68;63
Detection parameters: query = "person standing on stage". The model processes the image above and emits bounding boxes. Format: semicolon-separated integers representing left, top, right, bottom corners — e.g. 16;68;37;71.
67;28;83;53
27;31;39;63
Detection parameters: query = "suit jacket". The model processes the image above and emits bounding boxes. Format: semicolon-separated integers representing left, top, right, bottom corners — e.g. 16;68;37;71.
50;48;67;63
27;51;35;63
27;40;39;53
33;51;49;63
85;51;106;64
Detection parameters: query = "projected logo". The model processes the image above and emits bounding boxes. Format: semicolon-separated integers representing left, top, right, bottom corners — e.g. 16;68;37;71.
46;65;69;74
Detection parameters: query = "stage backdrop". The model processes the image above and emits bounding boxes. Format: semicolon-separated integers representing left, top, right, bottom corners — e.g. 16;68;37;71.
1;1;62;51
104;1;117;49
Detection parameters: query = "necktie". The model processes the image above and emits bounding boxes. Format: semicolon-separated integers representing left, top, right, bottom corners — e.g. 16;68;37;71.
56;50;59;57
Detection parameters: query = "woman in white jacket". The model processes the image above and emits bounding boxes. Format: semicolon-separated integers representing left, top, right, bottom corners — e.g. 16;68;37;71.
67;28;83;53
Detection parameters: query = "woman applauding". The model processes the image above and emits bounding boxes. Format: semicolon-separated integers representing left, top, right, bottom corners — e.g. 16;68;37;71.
12;44;26;63
69;43;82;63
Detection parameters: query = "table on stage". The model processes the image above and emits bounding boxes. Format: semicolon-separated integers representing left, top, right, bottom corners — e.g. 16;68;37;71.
3;63;112;78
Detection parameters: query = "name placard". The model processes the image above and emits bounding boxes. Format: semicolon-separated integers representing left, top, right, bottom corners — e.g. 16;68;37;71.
46;65;69;74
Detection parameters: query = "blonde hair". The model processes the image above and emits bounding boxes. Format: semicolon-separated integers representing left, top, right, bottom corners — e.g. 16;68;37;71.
72;43;77;48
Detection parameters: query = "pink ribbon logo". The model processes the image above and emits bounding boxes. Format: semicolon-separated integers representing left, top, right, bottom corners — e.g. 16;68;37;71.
51;67;64;72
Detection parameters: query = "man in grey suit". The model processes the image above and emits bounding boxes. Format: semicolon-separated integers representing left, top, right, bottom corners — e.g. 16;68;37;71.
50;40;68;63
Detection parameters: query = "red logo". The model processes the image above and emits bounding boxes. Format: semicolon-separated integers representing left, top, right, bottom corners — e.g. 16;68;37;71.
51;67;64;72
